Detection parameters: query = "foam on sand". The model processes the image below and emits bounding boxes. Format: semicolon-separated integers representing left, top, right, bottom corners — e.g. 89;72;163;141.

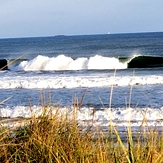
1;106;163;130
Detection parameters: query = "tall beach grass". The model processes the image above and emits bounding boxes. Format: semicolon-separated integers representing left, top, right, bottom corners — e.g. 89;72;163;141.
0;94;163;163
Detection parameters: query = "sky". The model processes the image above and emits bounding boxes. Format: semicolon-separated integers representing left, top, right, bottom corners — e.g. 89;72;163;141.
0;0;163;38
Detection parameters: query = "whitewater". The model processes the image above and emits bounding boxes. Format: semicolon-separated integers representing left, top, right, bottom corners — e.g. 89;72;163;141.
10;54;127;71
1;106;163;131
0;32;163;130
1;71;163;89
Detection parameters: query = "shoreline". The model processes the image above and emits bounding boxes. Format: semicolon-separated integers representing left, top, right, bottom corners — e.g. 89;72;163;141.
0;107;163;162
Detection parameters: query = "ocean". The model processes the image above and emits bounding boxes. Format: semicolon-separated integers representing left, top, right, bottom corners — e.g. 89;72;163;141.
1;32;163;131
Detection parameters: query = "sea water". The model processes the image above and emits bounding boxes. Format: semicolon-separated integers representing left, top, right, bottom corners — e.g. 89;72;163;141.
0;32;163;130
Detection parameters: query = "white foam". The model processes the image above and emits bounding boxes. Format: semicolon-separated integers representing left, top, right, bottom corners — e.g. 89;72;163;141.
88;55;126;69
12;55;127;71
1;106;163;128
1;75;163;89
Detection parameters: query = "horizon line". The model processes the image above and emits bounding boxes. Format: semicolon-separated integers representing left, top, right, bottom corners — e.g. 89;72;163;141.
0;30;162;40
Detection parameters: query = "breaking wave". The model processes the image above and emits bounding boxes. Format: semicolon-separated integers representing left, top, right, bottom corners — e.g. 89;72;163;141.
10;55;127;71
6;54;163;71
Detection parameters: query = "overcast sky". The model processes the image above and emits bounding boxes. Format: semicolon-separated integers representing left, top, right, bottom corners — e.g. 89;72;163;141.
0;0;163;38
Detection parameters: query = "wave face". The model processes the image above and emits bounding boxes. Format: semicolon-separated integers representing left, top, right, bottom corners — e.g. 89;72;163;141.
128;56;163;68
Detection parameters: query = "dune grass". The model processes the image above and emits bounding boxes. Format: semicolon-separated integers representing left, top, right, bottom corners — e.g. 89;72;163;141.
0;103;163;163
0;75;163;162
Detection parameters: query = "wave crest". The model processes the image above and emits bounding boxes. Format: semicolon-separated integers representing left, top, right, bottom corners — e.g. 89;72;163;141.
14;55;127;71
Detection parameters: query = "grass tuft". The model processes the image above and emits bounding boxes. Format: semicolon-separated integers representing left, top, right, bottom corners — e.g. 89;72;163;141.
0;102;163;162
